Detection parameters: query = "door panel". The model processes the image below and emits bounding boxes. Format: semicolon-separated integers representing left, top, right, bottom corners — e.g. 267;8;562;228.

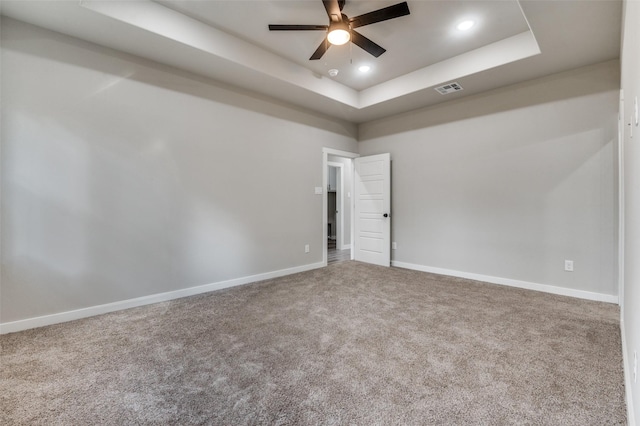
359;199;384;214
354;153;390;266
360;218;383;233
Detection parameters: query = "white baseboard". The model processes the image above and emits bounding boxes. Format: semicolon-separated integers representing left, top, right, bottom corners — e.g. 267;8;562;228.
392;261;618;304
0;261;325;335
621;318;637;426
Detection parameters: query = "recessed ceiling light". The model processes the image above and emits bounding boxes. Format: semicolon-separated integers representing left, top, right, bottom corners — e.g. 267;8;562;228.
358;65;371;73
457;20;475;31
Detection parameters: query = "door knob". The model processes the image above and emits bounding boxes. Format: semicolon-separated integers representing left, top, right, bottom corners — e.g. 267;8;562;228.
383;213;389;218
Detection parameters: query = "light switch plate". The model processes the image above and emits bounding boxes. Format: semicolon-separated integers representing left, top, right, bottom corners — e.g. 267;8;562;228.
314;187;323;195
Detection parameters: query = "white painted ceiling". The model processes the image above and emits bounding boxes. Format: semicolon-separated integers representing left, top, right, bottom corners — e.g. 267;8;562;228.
0;0;622;123
157;0;530;91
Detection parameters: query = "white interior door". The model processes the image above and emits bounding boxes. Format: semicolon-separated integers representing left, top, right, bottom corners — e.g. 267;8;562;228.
354;153;391;266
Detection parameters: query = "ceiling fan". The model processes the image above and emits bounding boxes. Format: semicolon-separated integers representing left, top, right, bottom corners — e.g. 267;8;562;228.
268;0;410;60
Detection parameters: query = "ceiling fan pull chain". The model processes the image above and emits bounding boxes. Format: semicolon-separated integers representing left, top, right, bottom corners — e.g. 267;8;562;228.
350;32;355;64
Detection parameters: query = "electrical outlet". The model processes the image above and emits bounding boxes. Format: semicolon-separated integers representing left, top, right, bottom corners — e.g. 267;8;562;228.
304;244;310;253
634;351;637;383
564;260;574;272
392;242;397;250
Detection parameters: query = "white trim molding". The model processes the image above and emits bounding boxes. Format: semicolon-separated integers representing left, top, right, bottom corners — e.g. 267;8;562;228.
392;261;618;304
621;318;637;426
0;261;325;335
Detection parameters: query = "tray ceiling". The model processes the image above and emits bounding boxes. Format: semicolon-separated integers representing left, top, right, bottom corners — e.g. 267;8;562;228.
0;0;622;123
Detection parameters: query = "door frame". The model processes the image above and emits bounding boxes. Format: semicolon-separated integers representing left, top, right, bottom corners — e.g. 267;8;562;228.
322;148;359;266
618;89;625;311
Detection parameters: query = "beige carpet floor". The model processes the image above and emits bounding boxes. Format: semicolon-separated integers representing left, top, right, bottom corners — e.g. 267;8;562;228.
0;261;626;425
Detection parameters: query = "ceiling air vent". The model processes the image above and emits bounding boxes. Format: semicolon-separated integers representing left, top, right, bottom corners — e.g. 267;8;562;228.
435;82;463;95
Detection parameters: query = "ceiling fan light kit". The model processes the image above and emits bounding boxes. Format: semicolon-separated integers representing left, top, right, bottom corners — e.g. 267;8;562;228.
268;0;410;60
327;25;350;45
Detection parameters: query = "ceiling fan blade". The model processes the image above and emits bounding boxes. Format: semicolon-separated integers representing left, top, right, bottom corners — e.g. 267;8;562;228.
310;39;330;60
350;30;386;57
349;2;410;29
322;0;343;23
269;24;328;31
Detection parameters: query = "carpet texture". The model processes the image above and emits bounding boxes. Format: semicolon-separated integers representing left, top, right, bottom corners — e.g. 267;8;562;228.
1;262;626;425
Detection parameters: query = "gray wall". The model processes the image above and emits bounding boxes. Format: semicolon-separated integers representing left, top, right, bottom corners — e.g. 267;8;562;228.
621;0;640;422
0;18;358;323
359;60;619;297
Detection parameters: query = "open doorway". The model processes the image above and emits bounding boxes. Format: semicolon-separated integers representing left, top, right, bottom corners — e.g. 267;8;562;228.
322;148;392;267
327;161;350;263
322;148;358;266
